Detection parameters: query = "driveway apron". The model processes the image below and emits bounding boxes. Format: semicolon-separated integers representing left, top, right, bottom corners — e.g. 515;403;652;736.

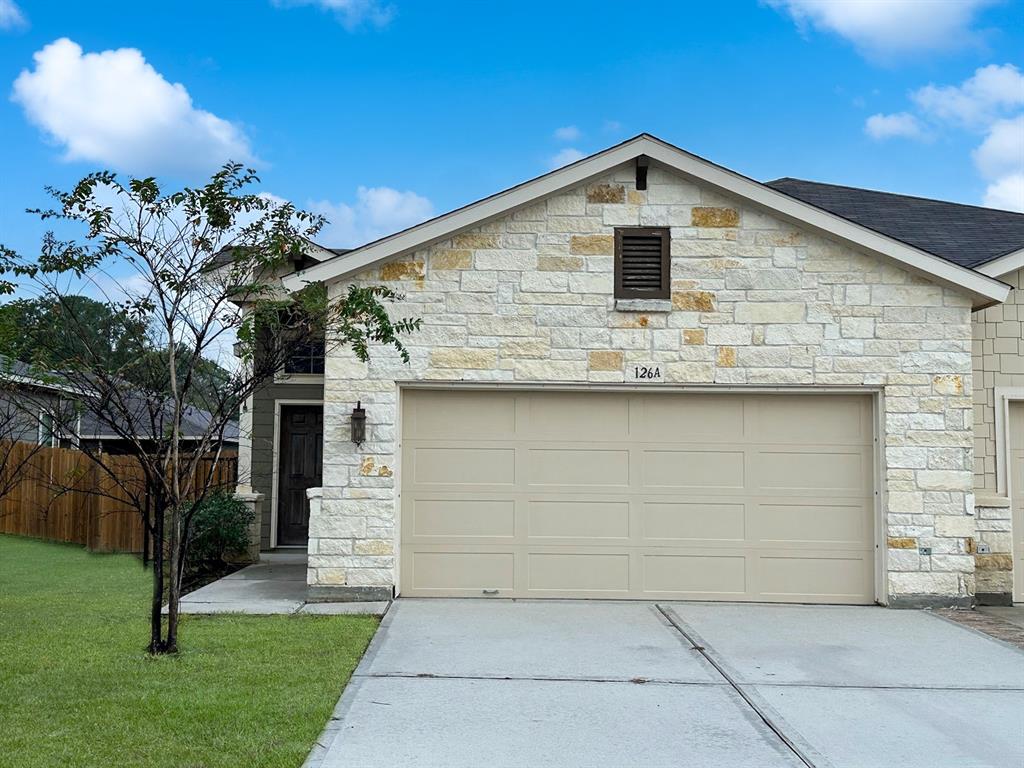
308;600;1024;768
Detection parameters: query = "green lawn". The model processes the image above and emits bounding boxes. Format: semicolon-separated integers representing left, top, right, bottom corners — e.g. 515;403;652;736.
0;535;379;768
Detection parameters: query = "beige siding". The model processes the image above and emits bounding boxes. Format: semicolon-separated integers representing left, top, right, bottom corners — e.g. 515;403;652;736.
972;269;1024;494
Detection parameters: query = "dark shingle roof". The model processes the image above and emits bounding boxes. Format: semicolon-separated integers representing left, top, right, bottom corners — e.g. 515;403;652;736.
765;178;1024;269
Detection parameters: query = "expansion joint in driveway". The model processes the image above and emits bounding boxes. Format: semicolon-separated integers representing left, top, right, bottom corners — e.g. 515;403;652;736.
656;604;819;768
354;671;727;687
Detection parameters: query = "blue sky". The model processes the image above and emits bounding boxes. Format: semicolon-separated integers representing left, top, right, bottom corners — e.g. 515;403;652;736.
1;0;1022;260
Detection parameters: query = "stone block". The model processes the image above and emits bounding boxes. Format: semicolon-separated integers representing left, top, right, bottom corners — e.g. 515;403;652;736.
933;515;975;537
887;537;918;549
538;255;584;271
716;347;737;367
692;207;739;227
734;303;805;324
379;260;425;281
431;250;473;270
453;233;499;249
429;348;497;369
586;184;625;204
683;329;706;345
589;350;624;371
569;234;614;255
672;291;716;312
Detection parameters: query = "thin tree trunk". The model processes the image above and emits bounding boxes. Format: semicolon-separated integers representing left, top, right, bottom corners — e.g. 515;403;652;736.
165;502;181;654
141;493;151;568
148;493;166;654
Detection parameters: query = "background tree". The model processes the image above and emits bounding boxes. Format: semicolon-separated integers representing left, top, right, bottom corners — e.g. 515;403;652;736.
0;297;232;410
0;164;419;655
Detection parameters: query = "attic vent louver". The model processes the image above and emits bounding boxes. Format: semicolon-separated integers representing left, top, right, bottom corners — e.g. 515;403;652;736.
614;227;670;299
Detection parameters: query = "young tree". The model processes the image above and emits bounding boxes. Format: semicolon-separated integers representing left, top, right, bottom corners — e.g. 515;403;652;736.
0;165;420;654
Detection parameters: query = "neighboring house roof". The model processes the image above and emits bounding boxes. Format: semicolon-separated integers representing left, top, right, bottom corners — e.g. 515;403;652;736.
765;178;1024;271
79;394;239;443
283;134;1009;308
0;355;86;397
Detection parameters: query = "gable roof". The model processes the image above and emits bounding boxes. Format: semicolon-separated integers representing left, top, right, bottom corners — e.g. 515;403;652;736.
283;134;1010;308
765;178;1024;270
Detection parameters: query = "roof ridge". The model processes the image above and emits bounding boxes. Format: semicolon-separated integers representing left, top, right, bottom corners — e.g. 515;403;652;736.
766;177;1024;217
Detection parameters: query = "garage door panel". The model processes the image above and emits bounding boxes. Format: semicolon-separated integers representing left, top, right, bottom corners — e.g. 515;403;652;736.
403;389;516;439
750;395;871;444
753;449;870;494
641;501;746;542
400;389;876;603
528;448;630;487
642;449;745;489
527;500;630;540
525;393;629;442
407;551;515;592
633;395;746;442
752;501;872;547
407;498;516;540
756;553;874;602
527;553;630;593
412;447;515;486
642;554;747;595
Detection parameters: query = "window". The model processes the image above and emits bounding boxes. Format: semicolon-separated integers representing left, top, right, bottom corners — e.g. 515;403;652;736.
614;227;670;300
38;411;55;447
284;335;325;375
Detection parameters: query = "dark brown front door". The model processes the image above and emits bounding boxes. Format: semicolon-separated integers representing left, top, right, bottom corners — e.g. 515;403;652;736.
277;404;323;546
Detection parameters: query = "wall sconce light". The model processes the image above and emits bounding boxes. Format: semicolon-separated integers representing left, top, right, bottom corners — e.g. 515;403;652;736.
351;401;367;446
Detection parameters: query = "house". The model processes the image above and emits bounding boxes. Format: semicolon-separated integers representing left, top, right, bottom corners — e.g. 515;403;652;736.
77;394;239;456
0;356;81;447
236;134;1024;608
0;356;239;458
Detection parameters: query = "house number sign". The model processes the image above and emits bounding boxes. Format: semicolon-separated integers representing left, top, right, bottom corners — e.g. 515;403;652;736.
631;364;663;381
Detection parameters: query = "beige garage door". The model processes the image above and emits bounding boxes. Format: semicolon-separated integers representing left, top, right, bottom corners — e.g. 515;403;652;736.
399;389;876;603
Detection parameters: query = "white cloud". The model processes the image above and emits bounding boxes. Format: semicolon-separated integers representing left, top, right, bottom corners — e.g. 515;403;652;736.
973;115;1024;179
864;112;924;140
310;186;432;247
974;115;1024;211
548;147;584;169
271;0;394;29
983;173;1024;211
11;38;254;175
0;0;25;29
865;64;1024;211
766;0;996;58
553;125;581;142
912;63;1024;128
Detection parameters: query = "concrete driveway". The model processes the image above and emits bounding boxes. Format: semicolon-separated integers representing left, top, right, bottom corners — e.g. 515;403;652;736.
309;600;1024;768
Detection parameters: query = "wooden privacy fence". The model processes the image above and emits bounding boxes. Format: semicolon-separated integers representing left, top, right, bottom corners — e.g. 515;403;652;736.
0;441;237;553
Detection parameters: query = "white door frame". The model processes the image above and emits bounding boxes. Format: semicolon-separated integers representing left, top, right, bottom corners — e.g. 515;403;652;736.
993;387;1024;497
394;381;886;603
993;387;1024;601
270;398;324;550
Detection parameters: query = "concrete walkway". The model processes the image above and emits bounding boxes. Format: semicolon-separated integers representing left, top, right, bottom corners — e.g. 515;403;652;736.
308;600;1024;768
178;552;389;615
979;604;1024;629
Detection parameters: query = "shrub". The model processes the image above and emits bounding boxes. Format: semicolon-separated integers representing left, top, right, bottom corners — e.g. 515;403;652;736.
185;491;254;569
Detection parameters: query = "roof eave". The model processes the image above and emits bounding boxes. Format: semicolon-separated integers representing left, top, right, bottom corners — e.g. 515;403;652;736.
976;247;1024;279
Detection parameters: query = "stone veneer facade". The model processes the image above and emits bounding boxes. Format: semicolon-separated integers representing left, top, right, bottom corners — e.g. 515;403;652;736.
306;163;978;606
971;267;1023;602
